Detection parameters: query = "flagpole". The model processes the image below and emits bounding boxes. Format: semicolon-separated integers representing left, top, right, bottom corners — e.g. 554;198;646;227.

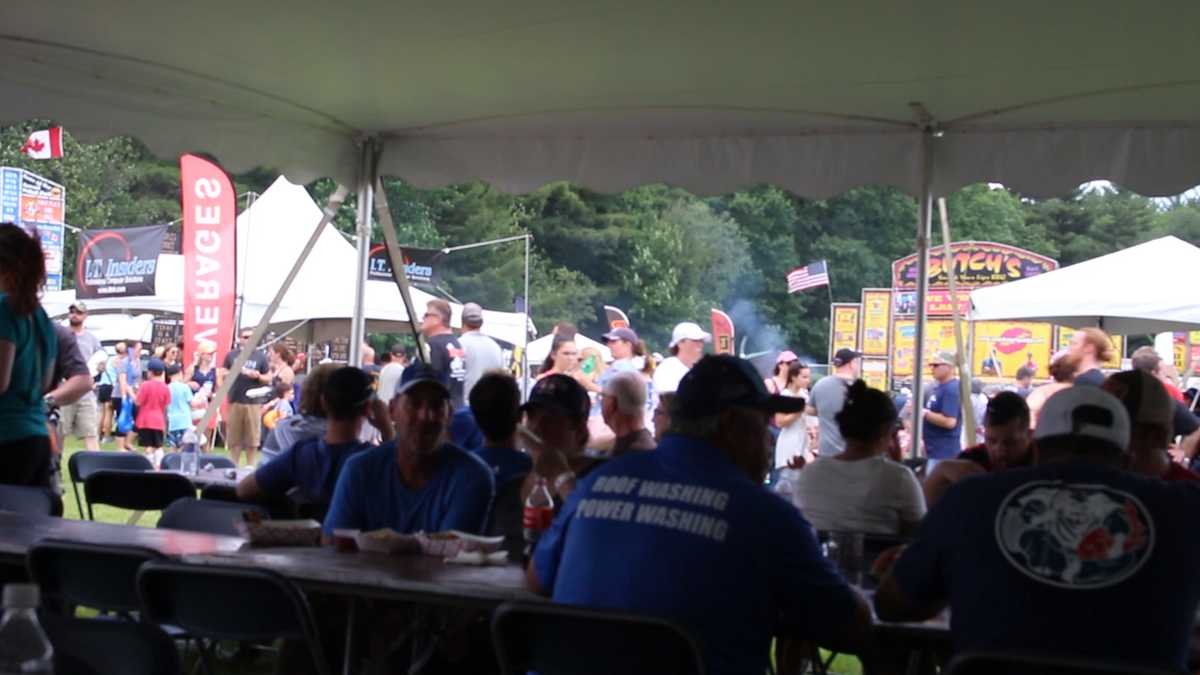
824;259;834;308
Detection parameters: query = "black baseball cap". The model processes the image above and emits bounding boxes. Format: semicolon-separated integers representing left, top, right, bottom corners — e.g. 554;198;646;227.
325;366;375;417
602;327;639;344
521;374;590;423
674;354;806;420
394;363;449;398
833;348;862;367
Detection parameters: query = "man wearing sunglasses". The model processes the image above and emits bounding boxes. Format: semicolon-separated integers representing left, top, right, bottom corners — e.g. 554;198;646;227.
218;329;271;466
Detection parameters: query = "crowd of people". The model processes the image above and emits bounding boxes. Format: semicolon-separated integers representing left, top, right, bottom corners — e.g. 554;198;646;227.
7;218;1200;672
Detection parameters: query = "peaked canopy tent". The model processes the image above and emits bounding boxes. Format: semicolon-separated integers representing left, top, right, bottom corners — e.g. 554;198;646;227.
6;0;1200;449
969;236;1200;335
526;332;612;370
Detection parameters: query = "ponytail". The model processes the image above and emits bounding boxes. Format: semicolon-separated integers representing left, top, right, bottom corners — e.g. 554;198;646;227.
835;379;897;444
0;224;46;315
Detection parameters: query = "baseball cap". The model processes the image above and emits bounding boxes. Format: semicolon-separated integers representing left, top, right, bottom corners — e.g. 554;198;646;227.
165;364;182;377
1102;370;1173;430
775;350;799;364
146;358;166;374
521;374;590;423
389;343;407;356
1035;386;1131;451
928;351;957;367
669;322;711;348
673;354;805;420
325;366;375;415
68;301;87;313
833;348;861;367
462;302;484;326
602;327;639;344
394;362;449;398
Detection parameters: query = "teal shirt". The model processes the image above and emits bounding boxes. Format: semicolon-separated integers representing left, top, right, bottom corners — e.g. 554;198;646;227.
167;381;194;432
0;293;56;442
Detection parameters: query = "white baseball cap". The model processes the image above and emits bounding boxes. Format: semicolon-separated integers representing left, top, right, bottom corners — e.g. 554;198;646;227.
670;322;712;348
1034;386;1130;452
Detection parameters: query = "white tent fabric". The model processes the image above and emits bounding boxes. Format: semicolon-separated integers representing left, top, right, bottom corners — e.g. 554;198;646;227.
4;2;1200;198
525;332;612;368
42;177;531;345
969;236;1200;334
56;313;156;344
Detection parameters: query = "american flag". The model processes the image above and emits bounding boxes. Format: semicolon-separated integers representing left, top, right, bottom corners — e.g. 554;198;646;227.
786;260;829;293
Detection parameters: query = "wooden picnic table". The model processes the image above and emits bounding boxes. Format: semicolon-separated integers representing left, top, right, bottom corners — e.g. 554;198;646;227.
0;510;245;563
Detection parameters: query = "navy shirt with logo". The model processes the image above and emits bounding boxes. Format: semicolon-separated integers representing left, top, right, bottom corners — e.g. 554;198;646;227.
892;462;1200;669
924;379;962;459
533;434;860;675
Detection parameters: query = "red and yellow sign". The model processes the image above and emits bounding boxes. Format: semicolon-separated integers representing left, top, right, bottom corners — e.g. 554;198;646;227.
892;241;1058;290
829;304;860;363
862;358;890;391
1055;328;1124;370
891;319;959;377
892;290;971;318
860;289;891;356
972;321;1053;379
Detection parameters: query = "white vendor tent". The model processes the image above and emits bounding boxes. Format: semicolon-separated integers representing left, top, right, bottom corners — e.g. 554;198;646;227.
525;333;612;369
970;236;1200;334
56;313;156;345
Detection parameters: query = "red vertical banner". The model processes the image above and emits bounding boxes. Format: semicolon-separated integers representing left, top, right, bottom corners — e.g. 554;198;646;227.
710;308;735;355
180;155;236;372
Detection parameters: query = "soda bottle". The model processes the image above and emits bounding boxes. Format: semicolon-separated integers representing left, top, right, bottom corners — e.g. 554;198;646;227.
180;427;202;476
0;584;53;675
522;477;556;560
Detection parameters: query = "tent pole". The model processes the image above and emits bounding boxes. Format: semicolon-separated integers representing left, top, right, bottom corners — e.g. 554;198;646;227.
372;176;428;363
939;197;975;443
910;129;935;460
523;233;531;397
349;140;376;368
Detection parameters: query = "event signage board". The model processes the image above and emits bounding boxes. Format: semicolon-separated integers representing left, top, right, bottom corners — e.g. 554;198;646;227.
367;244;444;288
859;289;891;356
861;357;890;391
892;241;1058;290
829;303;860;363
972;321;1053;379
1055;328;1124;370
180;155;237;369
0;168;19;223
75;225;166;298
710;308;735;355
891;319;958;378
892;289;971;317
1;167;66;290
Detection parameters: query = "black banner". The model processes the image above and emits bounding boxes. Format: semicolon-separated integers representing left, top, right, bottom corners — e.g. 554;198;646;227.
75;225;166;298
367;244;444;289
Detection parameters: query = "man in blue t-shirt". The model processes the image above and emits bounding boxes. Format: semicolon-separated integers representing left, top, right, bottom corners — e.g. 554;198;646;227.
469;371;532;558
323;363;494;537
875;387;1200;670
529;355;871;675
922;351;962;463
238;366;388;509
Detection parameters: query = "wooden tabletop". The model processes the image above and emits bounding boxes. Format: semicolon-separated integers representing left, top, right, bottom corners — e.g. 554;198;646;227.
181;546;542;608
0;511;246;561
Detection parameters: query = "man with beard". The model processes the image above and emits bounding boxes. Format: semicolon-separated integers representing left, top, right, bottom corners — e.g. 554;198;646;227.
322;363;494;537
57;302;102;450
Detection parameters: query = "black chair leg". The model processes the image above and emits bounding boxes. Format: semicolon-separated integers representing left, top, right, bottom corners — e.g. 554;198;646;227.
70;483;83;520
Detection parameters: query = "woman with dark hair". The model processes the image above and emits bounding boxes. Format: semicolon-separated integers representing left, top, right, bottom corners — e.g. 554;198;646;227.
793;380;925;535
270;343;296;387
0;223;58;488
538;336;579;380
773;360;814;471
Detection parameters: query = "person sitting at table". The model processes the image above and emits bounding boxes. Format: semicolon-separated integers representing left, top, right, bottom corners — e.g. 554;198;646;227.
1103;369;1200;482
260;363;339;465
468;370;532;558
922;391;1033;507
518;373;603;505
322;363;495;538
237;367;389;514
793;380;925;536
874;387;1200;671
528;355;872;675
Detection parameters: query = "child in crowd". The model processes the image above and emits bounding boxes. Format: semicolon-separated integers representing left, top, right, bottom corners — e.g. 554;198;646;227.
262;380;294;431
134;359;171;468
165;364;193;449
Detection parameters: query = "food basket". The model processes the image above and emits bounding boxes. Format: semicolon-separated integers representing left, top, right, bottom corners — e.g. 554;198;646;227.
235;518;322;547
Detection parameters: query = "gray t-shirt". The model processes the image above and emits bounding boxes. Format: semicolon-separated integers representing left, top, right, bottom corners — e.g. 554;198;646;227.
810;374;850;457
459;330;504;401
72;329;102;364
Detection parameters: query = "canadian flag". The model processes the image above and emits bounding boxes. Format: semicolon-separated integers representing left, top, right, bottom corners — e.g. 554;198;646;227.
21;127;64;159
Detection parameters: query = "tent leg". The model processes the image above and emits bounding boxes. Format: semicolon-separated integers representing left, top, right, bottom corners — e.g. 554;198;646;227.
522;233;531;397
349;140;377;368
372;178;427;362
910;130;935;460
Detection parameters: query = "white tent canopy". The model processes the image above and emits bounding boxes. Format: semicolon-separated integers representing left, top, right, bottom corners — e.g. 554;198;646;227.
525;332;612;369
969;236;1200;334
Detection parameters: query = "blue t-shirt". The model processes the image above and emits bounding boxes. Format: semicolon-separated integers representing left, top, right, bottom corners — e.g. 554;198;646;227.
166;381;194;432
254;436;371;506
449;408;483;450
0;295;56;442
533;434;860;675
892;462;1200;669
924;379;962;459
323;442;495;536
473;446;532;488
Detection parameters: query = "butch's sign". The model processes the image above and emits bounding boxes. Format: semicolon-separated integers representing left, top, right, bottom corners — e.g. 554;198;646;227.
892;241;1057;290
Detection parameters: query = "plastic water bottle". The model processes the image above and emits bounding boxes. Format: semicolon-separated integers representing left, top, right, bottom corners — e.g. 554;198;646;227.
180;427;200;476
0;584;53;674
522;477;555;561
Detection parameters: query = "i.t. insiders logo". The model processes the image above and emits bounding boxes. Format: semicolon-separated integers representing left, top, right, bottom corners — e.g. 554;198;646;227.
76;230;158;292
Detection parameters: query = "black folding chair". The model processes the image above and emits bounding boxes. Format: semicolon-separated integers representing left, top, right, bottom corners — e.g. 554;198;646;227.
158;497;266;537
487;475;528;561
41;611;180;675
27;539;165;616
947;651;1186;675
137;560;332;675
491;601;705;675
160;453;236;472
0;484;55;515
83;470;196;522
66;451;153;519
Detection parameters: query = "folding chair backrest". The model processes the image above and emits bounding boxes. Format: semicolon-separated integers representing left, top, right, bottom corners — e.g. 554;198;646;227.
137;560;330;675
160;453;236;472
491;601;705;675
947;651;1186;675
41;612;180;675
28;539;164;614
67;451;154;516
158;497;266;537
83;470;195;519
0;484;54;515
488;475;528;561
